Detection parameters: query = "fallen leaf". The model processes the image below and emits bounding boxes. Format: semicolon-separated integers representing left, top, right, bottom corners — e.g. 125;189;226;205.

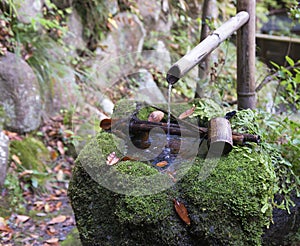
16;215;30;223
148;111;164;122
45;237;59;244
57;141;65;155
46;226;57;236
11;154;22;165
56;170;64;182
178;106;196;120
30;234;39;239
174;199;191;225
106;152;120;166
121;156;136;161
0;217;12;233
156;161;168;167
48;215;67;225
18;170;34;178
0;224;13;233
45;202;51;213
167;171;177;182
100;118;112;130
3;130;22;140
55;201;62;210
50;149;58;160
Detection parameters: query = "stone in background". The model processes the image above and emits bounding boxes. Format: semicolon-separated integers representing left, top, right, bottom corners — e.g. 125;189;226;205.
0;52;42;133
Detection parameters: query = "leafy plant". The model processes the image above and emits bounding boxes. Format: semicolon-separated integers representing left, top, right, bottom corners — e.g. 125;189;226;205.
269;56;300;112
73;0;110;48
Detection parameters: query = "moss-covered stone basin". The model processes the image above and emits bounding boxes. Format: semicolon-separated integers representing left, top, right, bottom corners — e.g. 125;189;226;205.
68;128;299;245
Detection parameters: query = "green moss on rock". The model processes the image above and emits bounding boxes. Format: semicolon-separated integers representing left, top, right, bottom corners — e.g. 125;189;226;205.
10;137;49;171
180;146;276;245
69;107;300;246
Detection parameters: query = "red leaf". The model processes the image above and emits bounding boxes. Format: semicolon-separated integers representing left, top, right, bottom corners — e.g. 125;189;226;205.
174;199;190;225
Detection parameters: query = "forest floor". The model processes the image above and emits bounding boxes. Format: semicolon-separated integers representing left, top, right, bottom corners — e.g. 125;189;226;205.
0;114;82;246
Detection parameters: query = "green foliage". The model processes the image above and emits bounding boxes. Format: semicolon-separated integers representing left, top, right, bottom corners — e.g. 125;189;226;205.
3;172;25;212
73;0;109;44
231;109;300;211
192;98;225;122
270;56;300;112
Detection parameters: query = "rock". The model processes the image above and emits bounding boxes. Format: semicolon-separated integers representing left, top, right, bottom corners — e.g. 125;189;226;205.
0;52;42;133
89;13;146;91
16;0;44;24
136;0;172;33
99;96;114;115
0;130;9;188
128;69;167;104
100;12;146;57
106;0;119;15
69;114;298;245
136;0;160;29
45;64;80;116
262;193;300;245
51;0;73;9
63;10;86;55
142;40;171;73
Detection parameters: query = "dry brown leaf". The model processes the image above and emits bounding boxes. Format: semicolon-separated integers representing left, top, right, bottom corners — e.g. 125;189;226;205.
167;171;177;182
100;118;112;130
57;141;65;155
178;106;196;120
156;161;168;167
3;130;22;140
48;215;67;225
44;203;51;213
120;156;136;161
106;152;120;166
11;154;22;165
46;226;57;236
50;149;58;161
0;224;12;233
45;237;59;244
56;170;64;182
0;217;12;233
148;111;165;122
55;201;62;210
30;234;39;239
16;215;30;223
174;199;190;225
18;170;34;178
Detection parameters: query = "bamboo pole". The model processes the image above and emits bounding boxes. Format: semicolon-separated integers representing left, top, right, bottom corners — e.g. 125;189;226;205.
195;0;217;98
237;0;256;109
167;11;249;84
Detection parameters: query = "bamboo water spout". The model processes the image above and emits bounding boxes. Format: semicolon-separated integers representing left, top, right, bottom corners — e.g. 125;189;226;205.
166;11;249;84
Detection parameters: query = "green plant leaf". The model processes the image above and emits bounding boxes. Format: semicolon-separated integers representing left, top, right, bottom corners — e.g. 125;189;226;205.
285;56;295;67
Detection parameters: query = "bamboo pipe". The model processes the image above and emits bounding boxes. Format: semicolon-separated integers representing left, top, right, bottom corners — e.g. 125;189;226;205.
166;11;250;84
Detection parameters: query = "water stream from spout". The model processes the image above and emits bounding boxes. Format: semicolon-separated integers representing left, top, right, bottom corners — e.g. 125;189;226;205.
167;83;172;140
165;83;172;160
